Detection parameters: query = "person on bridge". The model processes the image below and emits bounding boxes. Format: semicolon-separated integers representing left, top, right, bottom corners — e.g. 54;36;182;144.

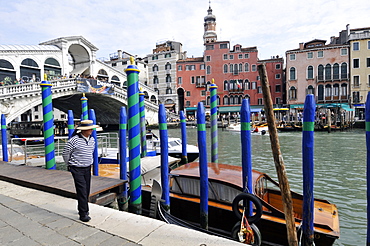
62;120;99;222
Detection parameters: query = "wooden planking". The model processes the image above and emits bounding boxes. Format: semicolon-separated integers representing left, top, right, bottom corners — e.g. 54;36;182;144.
0;161;127;201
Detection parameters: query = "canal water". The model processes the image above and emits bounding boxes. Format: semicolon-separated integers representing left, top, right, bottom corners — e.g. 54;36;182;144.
165;127;366;246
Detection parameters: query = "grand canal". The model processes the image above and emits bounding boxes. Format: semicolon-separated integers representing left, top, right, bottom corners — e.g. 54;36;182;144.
165;127;366;246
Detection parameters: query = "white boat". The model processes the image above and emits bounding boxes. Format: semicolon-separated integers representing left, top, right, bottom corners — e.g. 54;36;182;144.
226;123;268;135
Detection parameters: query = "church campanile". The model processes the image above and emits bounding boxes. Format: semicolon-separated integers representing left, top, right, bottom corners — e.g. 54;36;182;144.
203;2;217;44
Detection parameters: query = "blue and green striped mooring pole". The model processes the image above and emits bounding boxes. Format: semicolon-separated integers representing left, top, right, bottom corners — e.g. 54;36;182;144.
67;110;74;139
40;81;56;170
179;111;188;164
159;104;170;210
139;89;147;157
119;106;128;211
209;80;218;163
89;109;99;176
81;93;89;120
125;57;142;214
197;102;208;230
1;114;8;162
302;94;315;245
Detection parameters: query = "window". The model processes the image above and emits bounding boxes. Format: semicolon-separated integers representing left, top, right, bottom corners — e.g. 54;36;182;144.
201;90;206;96
245;63;250;72
223;54;228;60
333;63;339;80
153;65;158;71
276;98;281;104
318;51;324;58
307;52;313;59
341;48;348;56
229;64;233;73
353;42;360;51
165;62;171;70
257;86;262;93
369;75;370;87
251;82;257;90
367;58;370;67
251;65;257;72
206;45;214;50
152;55;158;60
206;66;211;74
289;54;296;60
186;101;190;107
318;65;324;80
257;98;263;105
318;85;324;100
245;80;250;90
166;75;171;82
220;43;228;49
178;65;182;71
307;85;314;95
186;91;191;96
178;77;182;84
234;64;238;75
353;91;360;103
153;76;158;84
239;64;243;73
290;67;296;80
353;75;360;87
325;85;332;98
206;56;211;61
186;65;190;71
224;80;229;91
245;54;249;59
229;55;234;60
166;88;172;94
238;54;243;59
307;66;314;79
368;41;370;49
341;63;348;79
333;84;339;96
341;84;347;97
275;84;281;92
275;64;281;69
353;58;360;68
223;64;228;73
275;74;281;79
289;86;297;99
200;64;205;70
325;64;332;80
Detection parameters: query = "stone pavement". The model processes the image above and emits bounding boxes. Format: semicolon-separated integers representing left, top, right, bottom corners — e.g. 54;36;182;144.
0;180;242;246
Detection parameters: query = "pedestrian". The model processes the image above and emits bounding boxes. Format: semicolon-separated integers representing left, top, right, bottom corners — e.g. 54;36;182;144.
62;120;99;222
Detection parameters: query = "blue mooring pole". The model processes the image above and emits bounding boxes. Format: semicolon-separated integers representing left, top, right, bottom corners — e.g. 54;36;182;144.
67;110;74;139
1;114;8;162
89;109;99;176
180;111;188;164
240;99;252;216
159;104;170;210
119;106;128;211
302;94;315;245
197;102;208;230
366;91;370;245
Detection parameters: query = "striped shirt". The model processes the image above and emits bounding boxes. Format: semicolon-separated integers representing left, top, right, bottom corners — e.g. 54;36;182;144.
62;133;96;167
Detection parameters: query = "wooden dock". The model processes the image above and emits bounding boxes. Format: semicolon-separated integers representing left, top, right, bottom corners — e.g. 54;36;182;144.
0;161;127;206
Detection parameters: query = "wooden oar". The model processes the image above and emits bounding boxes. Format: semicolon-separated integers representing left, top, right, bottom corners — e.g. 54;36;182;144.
258;63;298;246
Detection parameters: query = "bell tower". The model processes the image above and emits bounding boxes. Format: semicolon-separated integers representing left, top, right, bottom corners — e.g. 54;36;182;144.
203;2;217;44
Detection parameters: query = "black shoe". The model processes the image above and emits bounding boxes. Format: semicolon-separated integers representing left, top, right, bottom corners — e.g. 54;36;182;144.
79;215;91;222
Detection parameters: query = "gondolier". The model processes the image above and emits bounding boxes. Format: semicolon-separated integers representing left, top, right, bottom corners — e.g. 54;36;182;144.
62;120;99;222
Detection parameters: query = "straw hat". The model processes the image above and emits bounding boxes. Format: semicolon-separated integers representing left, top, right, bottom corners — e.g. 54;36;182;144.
76;120;100;130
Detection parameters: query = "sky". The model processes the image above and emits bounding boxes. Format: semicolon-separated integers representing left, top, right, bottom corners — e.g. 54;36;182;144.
1;0;369;61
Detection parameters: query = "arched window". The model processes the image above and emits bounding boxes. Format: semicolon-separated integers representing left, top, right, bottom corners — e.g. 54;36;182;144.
341;84;347;98
318;65;324;80
166;75;171;82
325;84;332;99
307;66;314;79
206;96;210;105
325;64;331;80
150;95;157;104
224;80;228;91
229;64;233;73
153;65;158;71
45;58;60;67
289;86;297;99
239;63;243;73
333;63;339;80
318;85;324;100
98;69;108;75
206;65;211;74
245;63;249;72
230;96;234;105
289;67;296;80
165;62;171;70
333;84;339;98
223;64;228;73
245;79;250;90
21;58;38;67
166;88;172;94
153;76;159;84
341;63;348;79
223;96;229;105
0;59;14;69
307;85;314;95
234;64;238;75
111;75;119;81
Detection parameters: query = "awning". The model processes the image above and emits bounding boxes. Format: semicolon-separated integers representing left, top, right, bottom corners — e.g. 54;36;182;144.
273;108;289;111
164;104;175;108
289;104;305;109
218;106;263;113
185;107;197;111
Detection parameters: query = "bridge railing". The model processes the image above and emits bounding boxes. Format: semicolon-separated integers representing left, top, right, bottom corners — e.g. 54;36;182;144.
0;79;77;100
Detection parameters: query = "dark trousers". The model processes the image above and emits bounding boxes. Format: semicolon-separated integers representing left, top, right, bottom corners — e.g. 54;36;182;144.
70;165;91;216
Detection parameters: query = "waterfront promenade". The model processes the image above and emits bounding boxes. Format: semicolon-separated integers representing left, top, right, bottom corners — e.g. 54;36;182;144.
0;180;241;245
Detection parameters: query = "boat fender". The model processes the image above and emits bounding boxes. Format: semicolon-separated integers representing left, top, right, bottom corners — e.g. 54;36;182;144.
261;130;266;135
232;193;263;224
231;222;262;246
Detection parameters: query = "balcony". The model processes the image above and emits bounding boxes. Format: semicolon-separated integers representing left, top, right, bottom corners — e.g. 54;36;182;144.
228;88;244;94
196;82;206;88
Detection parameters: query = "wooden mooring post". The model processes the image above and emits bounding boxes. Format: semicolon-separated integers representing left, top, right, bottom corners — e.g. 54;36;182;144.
258;64;298;246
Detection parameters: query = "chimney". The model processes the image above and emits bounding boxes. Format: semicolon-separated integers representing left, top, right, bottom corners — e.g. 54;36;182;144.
299;42;304;50
118;50;122;59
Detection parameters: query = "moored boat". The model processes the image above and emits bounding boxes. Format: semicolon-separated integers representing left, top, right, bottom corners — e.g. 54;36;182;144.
145;162;339;245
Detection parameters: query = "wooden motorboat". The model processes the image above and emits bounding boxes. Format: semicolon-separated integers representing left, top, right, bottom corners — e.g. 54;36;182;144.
144;162;339;246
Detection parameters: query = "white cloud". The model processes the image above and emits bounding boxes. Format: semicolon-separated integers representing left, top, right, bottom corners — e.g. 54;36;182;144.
0;0;369;61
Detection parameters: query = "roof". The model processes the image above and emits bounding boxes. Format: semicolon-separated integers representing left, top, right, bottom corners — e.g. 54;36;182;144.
0;44;61;51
